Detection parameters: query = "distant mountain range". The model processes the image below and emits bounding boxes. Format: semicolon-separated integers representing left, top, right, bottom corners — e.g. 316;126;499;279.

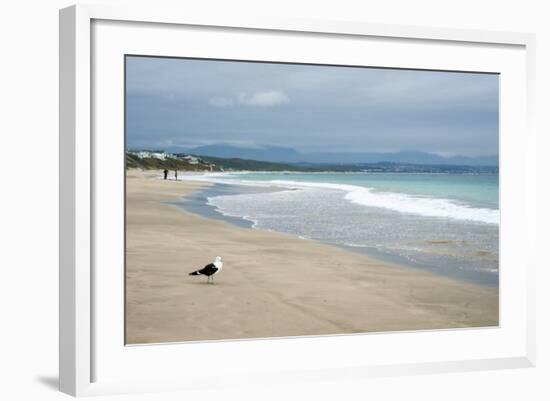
164;144;498;167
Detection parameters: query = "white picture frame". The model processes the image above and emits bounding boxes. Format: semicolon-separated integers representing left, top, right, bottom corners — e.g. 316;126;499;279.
59;4;536;397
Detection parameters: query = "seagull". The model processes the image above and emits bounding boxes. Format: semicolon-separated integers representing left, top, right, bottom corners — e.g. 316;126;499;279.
189;256;223;284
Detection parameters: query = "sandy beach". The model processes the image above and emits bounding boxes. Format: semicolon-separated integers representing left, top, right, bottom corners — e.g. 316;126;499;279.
125;170;498;344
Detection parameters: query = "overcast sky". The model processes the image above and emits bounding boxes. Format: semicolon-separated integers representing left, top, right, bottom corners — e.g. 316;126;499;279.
126;56;499;156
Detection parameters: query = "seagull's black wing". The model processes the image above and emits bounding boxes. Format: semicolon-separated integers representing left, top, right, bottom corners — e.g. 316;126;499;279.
189;263;218;277
199;263;218;276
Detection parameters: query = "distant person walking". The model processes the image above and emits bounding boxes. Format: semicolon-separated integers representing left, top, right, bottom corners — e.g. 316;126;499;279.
174;170;178;181
163;169;168;180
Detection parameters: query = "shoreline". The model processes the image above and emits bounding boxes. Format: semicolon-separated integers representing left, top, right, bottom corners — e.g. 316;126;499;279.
173;178;499;287
126;169;498;344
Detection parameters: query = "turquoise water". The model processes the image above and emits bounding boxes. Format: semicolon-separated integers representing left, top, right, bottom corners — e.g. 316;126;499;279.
233;172;499;210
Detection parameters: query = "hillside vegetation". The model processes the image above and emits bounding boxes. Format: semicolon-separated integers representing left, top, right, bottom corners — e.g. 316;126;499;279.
126;152;498;174
126;153;217;171
196;155;316;172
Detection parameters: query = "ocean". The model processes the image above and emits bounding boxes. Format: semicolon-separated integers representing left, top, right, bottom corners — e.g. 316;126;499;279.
176;172;499;287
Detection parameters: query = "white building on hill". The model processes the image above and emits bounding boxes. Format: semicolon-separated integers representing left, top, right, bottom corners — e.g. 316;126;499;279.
129;151;175;161
182;155;199;164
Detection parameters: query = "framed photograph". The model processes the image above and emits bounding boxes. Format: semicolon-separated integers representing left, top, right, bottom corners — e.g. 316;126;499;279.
59;4;536;396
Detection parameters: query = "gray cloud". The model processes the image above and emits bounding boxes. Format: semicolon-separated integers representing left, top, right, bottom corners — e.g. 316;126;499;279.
237;90;290;106
208;96;235;107
126;56;498;156
209;90;290;107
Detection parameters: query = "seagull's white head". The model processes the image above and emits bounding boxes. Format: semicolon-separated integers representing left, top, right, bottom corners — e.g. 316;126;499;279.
215;256;222;263
214;256;223;270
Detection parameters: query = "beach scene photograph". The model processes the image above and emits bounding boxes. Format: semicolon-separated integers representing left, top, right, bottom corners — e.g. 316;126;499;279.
125;55;499;345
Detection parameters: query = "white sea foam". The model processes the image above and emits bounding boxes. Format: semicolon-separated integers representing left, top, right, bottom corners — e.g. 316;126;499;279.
181;174;499;225
180;173;277;188
205;197;260;228
267;179;500;225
